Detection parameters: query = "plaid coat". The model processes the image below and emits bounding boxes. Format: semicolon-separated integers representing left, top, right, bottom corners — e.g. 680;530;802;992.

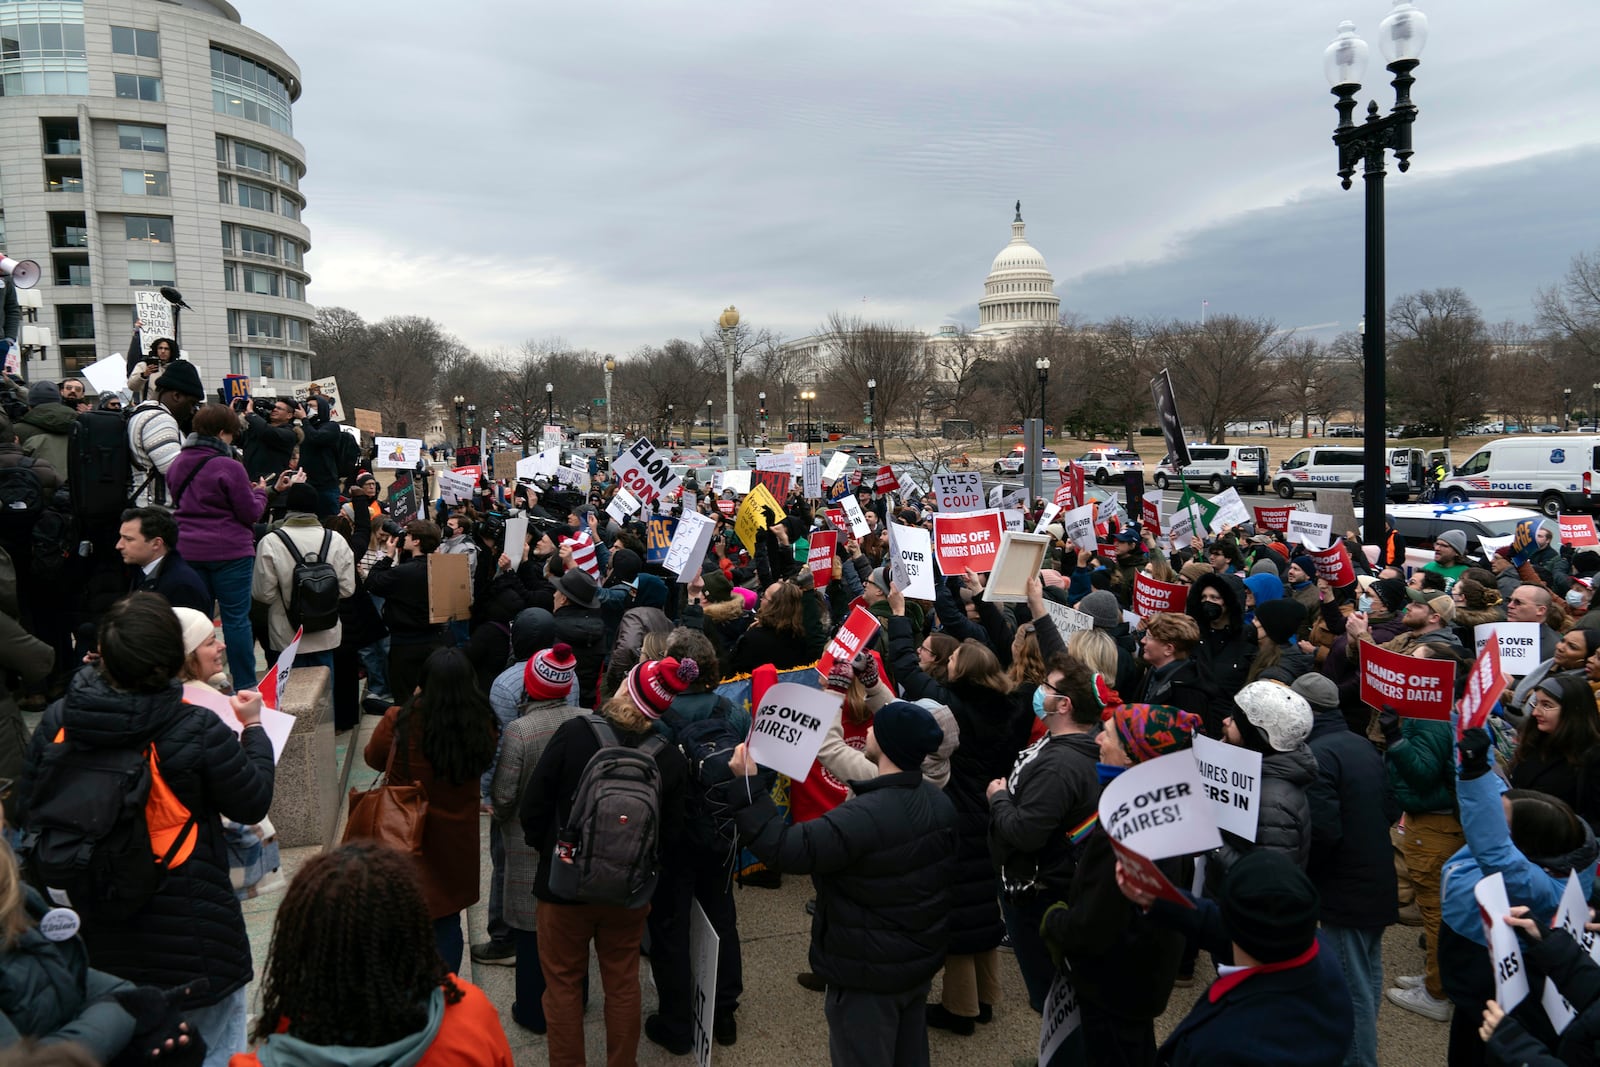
489;697;583;929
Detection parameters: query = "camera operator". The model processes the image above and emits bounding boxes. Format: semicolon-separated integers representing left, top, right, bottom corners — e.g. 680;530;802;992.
240;396;303;481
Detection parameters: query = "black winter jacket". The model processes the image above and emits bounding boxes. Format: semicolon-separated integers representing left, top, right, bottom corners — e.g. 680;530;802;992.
552;604;606;709
0;888;137;1060
296;407;344;491
16;668;275;1009
241;413;298;481
1185;573;1257;710
733;770;957;994
1210;744;1318;884
987;732;1100;900
1136;659;1220;739
1305;712;1398;929
1486;928;1600;1067
364;555;441;644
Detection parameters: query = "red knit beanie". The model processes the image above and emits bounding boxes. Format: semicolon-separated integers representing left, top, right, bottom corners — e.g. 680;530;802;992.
627;657;699;719
524;642;577;701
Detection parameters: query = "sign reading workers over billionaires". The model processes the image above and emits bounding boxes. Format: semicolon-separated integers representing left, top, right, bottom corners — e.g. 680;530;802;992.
1359;641;1456;720
747;683;844;781
932;511;1004;575
613;437;682;507
1098;749;1221;908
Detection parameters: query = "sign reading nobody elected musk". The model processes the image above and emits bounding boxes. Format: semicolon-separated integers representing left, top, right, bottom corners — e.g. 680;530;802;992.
1132;573;1188;620
1359;642;1456;719
748;683;844;781
1191;734;1262;842
933;471;985;512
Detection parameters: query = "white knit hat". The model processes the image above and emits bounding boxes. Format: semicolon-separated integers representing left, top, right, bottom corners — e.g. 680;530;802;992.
171;607;214;656
1233;681;1313;752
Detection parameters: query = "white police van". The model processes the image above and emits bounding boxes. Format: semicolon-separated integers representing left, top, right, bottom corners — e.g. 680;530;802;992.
1152;445;1268;493
1273;446;1427;504
1437;436;1600;517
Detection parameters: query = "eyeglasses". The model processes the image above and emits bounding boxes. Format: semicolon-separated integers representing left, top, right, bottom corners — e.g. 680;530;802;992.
1039;679;1062;695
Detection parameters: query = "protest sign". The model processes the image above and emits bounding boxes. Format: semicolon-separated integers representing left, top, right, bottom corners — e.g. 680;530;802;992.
822;450;851;481
1034;501;1062;534
824;507;847;530
1167;507;1195;547
1253;505;1295;532
1056;462;1086;510
873;465;896;495
803;455;822;498
386;471;418;524
292;378;345;422
1459;635;1507;737
1474;622;1541;675
982;531;1050;604
720;470;752;496
1174;488;1218;539
645;516;678;565
751;467;791;502
1358;642;1455;720
1475;872;1530;1012
1132;573;1188;620
1061;504;1097;553
556;463;590;492
840;495;870;537
1543;871;1600;1033
255;626;301;713
1002;508;1024;533
807;530;838;587
515;446;559;481
1191;734;1263;842
816;605;881;680
1211;487;1251;529
1141;491;1162;537
613;437;683;507
82;352;129;397
1287;511;1333;550
934;471;985;513
353;408;384;434
134;290;174;354
182;683;294;763
426;553;471;623
502;515;529;570
663;511;716;582
888;522;935;600
373;437;424;470
734;483;786;553
1150;369;1190;470
748;683;844;781
991;482;1026;509
1100;749;1221;860
784;441;808;469
1038;971;1083;1066
451;464;482;483
1559;515;1600;547
1043;601;1094;636
220;375;250;405
690;900;719;1067
932;511;1004;575
897;471;922;501
605;486;642;525
1308;540;1356;587
438;470;474;505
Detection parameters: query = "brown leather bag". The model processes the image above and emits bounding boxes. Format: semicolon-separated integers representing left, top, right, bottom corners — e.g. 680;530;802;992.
343;712;428;856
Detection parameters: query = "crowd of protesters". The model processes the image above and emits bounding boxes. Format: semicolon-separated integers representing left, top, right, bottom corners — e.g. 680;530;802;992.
5;335;1600;1067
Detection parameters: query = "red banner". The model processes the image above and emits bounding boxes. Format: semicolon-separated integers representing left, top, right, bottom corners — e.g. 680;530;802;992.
875;465;897;495
807;530;838;586
1141;497;1161;537
825;507;847;530
816;606;881;680
932;511;1004;575
1055;462;1086;510
1359;642;1456;720
752;469;791;502
1107;836;1194;909
1308;541;1356;588
1559;515;1600;547
451;464;482;482
1132;572;1188;620
1253;505;1295;532
1458;636;1507;738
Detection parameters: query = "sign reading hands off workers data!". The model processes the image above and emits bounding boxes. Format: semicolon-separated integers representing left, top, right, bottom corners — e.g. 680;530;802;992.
747;683;844;781
1358;642;1455;720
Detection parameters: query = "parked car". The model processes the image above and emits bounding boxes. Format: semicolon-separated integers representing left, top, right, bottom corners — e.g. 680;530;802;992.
1151;445;1267;493
994;447;1060;474
1325;425;1360;438
1438;435;1600;516
1273;446;1427;504
1387;502;1544;572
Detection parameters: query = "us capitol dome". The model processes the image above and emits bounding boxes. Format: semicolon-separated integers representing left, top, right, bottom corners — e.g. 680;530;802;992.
971;201;1061;338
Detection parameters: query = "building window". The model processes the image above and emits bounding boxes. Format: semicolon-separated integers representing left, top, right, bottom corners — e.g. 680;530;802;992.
113;73;161;102
54;262;89;287
210;46;293;135
117;123;165;152
223;264;236;291
245;312;280;339
215;134;227;163
236;180;273;212
127;259;176;286
284;275;304;301
286;317;306;344
279;197;300;221
220;222;232;251
110;26;158;59
58;304;94;340
122;169;168;196
125;215;172;244
281;238;300;266
0;7;88;96
218;177;229;204
237;227;275;258
243;268;279;296
277;157;296;186
233;141;270;175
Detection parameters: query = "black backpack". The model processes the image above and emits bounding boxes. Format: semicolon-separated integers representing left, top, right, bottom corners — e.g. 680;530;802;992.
273;528;341;633
336;430;361;482
68;407;143;520
662;698;763;866
20;738;198;920
0;457;45;535
546;716;667;908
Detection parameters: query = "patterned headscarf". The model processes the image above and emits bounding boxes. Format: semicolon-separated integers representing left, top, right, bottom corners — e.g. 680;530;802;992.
1109;703;1201;765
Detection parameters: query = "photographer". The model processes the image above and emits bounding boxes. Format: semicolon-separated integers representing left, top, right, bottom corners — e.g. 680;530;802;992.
241;396;303;481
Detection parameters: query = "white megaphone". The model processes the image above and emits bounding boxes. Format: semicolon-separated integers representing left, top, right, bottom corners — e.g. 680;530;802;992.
0;256;40;289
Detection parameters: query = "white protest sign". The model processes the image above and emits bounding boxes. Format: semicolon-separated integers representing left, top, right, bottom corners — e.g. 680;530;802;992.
606;486;642;525
757;453;794;474
897;471;922;501
663;511;716;582
613;437;683;507
823;450;851;481
1474;622;1542;675
748;683;844;780
556;463;591;492
438;470;474;505
1543;871;1596;1034
1475;872;1530;1012
542;424;563;450
1287;511;1334;551
1167;507;1195;547
1038;970;1082;1065
888;522;936;600
840;495;870;537
684;491;699;513
134;291;174;355
1043;601;1094;636
1211;487;1251;529
1034;501;1062;534
803;455;822;499
784;441;808;472
182;683;294;763
1098;750;1222;861
1002;508;1024;533
1479;534;1514;556
502;515;529;570
1061;504;1097;553
373;437;424;470
295;377;345;422
516;446;560;481
1191;734;1263;842
259;628;301;713
690;899;719;1067
934;471;985;513
82;352;128;396
721;470;752;496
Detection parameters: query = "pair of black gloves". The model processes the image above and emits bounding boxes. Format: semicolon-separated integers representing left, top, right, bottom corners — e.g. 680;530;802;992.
1379;704;1493;780
109;986;208;1067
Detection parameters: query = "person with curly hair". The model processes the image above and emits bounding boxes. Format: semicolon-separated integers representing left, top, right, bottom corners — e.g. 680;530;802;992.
237;841;512;1066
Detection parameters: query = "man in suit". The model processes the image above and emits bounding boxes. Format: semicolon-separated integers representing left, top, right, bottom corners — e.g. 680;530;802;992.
117;506;211;615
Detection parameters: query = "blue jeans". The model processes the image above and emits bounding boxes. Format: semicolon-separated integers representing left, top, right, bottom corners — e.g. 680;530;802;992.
358;639;390;697
1320;924;1382;1067
190;557;257;688
435;912;464;975
316;487;339;518
186;987;247;1067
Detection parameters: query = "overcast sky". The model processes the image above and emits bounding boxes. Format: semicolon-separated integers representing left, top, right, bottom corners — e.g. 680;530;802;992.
244;0;1600;357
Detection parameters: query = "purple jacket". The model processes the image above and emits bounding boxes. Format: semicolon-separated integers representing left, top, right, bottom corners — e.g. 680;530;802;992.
167;437;267;562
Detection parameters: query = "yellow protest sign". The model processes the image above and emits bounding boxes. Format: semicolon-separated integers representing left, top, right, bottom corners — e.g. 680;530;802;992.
734;482;787;553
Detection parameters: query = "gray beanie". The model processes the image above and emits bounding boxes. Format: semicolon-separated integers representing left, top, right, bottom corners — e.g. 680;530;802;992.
1437;529;1468;557
1290;673;1341;713
1077;590;1122;630
27;380;60;407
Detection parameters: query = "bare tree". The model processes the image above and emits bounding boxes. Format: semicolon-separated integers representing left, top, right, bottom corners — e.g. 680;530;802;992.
1065;317;1157;447
1149;314;1291;444
819;313;933;448
1275;338;1347;438
1387;288;1492;446
1536;249;1600;367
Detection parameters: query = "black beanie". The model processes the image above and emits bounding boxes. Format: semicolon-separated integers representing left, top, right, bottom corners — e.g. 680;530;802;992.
610;548;643;584
284;482;319;514
1253;598;1305;646
1372;577;1408;614
1218;850;1320;964
872;701;943;775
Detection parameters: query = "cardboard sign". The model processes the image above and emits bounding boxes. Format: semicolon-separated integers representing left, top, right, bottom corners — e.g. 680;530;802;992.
256;626;302;713
605;486;642;525
1100;749;1222;861
1559;515;1600;548
134;290;174;354
734;483;786;553
1132;573;1188;620
840;496;870;537
934;471;985;513
982;531;1051;604
1543;871;1599;1034
752;467;791;502
663;511;716;582
1191;734;1262;843
1308;541;1356;587
748;683;845;781
1359;642;1456;720
373;437;424;470
1211;487;1251;529
690;899;719;1067
1061;503;1097;553
1038;970;1083;1065
1474;622;1542;675
352;408;383;434
1043;601;1094;635
1287;511;1333;551
1254;505;1295;532
816;605;881;680
491;450;520;481
644;516;677;565
888;521;935;600
932;511;1004;575
1459;635;1507;737
1476;872;1530;1012
803;455;822;499
822;450;851;481
614;437;683;507
426;552;472;623
807;530;838;586
1141;491;1162;537
516;446;560;481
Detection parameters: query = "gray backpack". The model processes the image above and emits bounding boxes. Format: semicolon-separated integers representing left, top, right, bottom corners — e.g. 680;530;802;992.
547;715;667;908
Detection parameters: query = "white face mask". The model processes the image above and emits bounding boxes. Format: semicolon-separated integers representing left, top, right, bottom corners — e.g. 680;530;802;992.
1567;589;1588;608
1358;595;1373;614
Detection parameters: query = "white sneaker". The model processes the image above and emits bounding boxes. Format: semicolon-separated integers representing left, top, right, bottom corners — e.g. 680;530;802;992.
1392;974;1426;990
1386;985;1452;1021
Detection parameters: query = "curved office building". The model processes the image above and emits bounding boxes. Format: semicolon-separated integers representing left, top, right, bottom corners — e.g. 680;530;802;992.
0;0;311;388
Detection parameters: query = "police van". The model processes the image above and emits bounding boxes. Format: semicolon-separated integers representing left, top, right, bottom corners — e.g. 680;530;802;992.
1437;436;1600;517
1273;446;1427;504
1151;445;1268;493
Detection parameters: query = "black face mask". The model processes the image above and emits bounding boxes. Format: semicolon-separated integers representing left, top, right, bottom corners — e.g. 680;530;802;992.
1197;601;1224;624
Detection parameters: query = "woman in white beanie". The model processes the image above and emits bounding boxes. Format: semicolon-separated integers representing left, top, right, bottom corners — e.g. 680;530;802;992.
1214;681;1319;878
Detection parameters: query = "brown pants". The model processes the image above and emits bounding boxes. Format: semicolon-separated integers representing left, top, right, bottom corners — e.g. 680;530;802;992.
1400;812;1465;1000
538;901;650;1067
941;950;1002;1018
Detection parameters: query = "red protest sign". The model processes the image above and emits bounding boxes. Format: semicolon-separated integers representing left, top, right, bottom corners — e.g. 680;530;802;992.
1108;835;1195;909
1132;572;1188;620
875;465;897;495
451;465;482;482
1359;642;1456;720
1141;497;1161;537
1559;515;1600;547
816;605;881;680
1253;505;1294;532
1308;541;1356;587
717;498;736;517
932;511;1004;575
807;530;838;586
752;468;791;502
1458;636;1507;738
1055;463;1086;510
825;507;847;530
